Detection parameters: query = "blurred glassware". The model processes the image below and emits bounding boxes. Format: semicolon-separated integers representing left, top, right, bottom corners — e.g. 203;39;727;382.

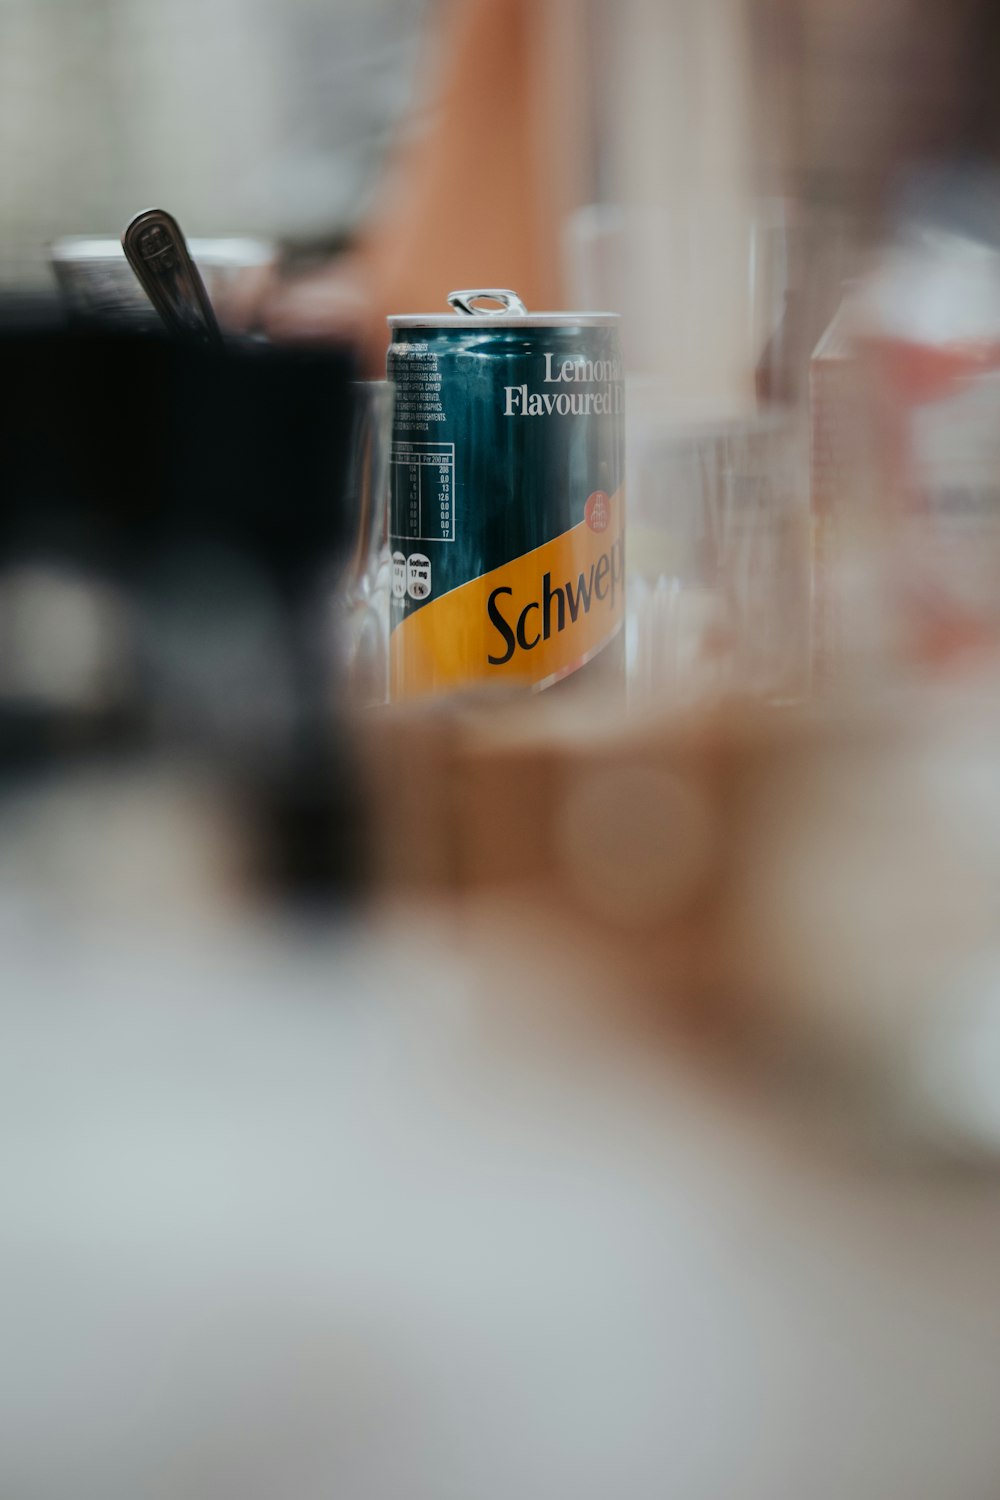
50;235;275;329
565;201;789;403
626;408;809;709
337;380;393;707
856;163;1000;675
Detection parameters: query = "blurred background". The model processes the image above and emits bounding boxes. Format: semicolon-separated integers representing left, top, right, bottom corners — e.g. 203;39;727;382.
6;2;1000;1497
0;0;428;278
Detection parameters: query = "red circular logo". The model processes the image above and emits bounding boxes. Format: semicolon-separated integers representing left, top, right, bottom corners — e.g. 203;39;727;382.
585;491;611;533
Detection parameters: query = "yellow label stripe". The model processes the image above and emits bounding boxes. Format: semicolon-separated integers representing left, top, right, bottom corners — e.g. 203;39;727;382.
391;490;624;699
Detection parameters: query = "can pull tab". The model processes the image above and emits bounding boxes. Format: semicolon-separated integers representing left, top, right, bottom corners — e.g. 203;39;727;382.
447;288;527;317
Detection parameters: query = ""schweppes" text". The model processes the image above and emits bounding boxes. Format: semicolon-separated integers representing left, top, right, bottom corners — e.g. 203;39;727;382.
487;532;624;665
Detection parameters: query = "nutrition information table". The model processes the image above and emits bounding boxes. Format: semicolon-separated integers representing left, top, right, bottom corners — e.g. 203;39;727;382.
390;441;456;544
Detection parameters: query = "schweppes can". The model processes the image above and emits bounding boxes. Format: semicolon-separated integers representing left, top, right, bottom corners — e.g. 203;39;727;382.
387;288;625;699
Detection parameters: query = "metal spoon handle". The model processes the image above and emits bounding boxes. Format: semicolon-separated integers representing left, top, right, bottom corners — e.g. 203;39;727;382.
122;208;222;347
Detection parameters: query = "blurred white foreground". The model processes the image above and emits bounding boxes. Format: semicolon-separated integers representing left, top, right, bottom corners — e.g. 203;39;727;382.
2;768;1000;1500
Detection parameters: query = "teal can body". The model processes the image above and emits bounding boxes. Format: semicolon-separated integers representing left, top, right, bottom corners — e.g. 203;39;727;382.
387;291;625;699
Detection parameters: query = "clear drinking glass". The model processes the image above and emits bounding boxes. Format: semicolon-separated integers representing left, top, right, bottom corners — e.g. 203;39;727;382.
627;412;810;708
339;381;393;707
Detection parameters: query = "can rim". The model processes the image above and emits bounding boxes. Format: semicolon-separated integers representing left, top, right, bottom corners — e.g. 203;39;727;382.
388;312;620;328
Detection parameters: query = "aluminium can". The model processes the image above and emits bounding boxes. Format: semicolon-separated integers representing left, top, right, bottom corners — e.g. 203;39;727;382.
386;288;625;699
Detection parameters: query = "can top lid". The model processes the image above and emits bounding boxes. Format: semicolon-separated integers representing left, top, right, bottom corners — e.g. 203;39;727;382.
388;287;619;328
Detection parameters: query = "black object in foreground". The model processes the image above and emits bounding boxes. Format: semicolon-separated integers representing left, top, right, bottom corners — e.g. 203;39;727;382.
0;311;364;902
